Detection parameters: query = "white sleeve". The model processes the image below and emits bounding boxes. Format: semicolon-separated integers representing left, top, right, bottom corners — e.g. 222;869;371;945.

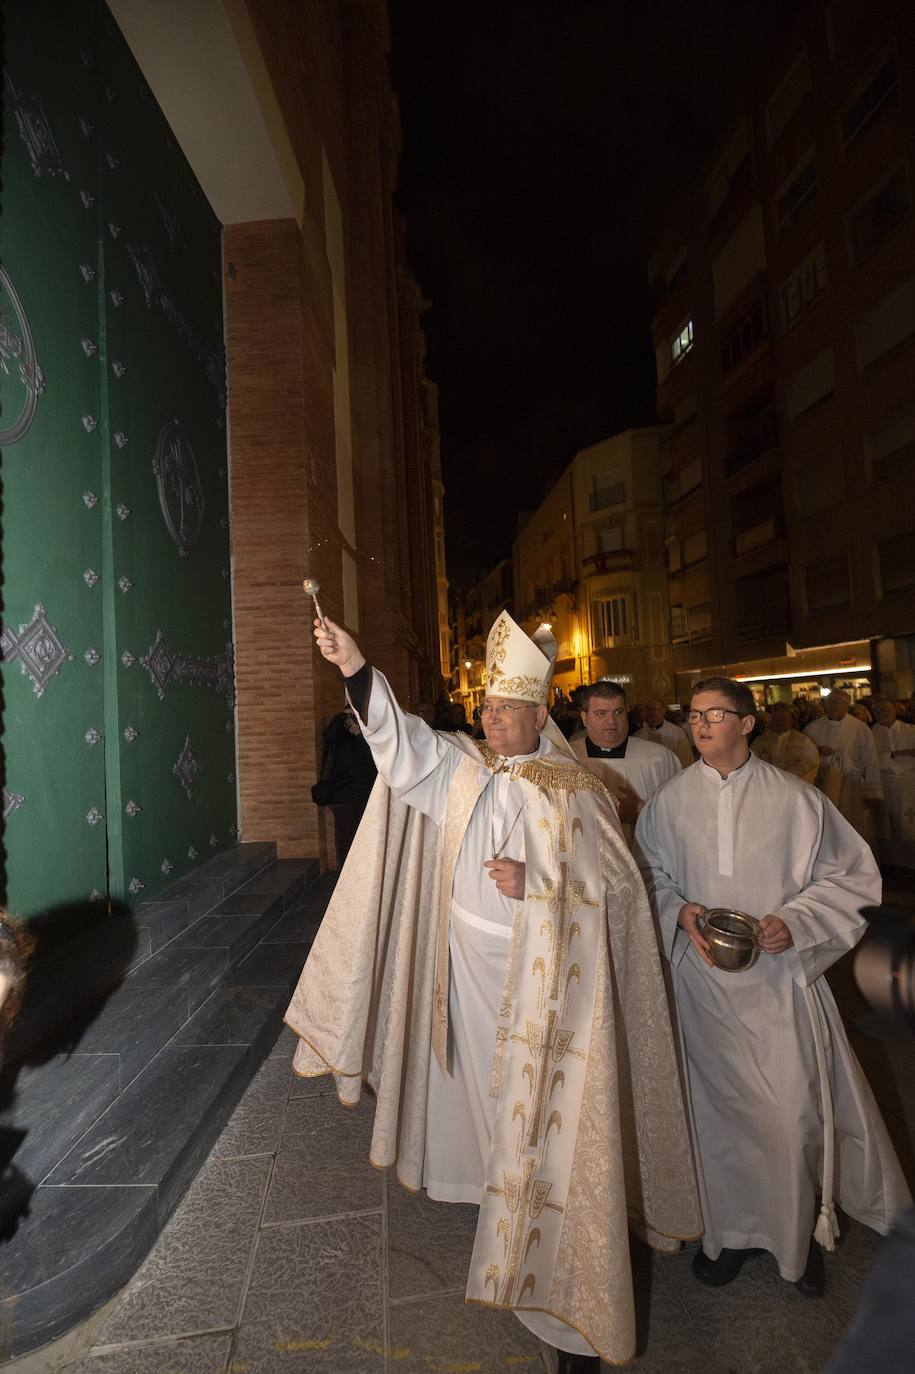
778;798;881;985
633;797;690;965
348;669;463;825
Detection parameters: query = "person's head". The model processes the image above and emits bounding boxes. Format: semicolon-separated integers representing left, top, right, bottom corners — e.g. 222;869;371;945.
768;702;794;735
579;681;629;749
849;702;872;724
872;696;897;727
644;698;667;728
825;689;850;721
481;610;553;756
480;696;547;754
688;676;756;773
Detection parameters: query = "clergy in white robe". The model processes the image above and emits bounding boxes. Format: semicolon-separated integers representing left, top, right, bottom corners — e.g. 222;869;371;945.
635;698;694;770
872;697;915;868
635;675;910;1295
287;611;701;1372
751;702;820;784
804;692;883;842
570;679;680;845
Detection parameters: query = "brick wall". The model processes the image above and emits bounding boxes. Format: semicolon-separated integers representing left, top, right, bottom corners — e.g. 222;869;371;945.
225;1;439;860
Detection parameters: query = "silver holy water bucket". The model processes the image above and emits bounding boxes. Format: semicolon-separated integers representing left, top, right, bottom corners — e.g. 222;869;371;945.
697;908;762;972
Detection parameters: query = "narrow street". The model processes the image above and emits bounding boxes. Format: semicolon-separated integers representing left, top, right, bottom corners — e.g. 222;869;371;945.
15;879;914;1374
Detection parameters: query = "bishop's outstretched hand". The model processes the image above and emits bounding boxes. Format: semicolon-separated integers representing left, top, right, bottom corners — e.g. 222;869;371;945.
314;617;366;678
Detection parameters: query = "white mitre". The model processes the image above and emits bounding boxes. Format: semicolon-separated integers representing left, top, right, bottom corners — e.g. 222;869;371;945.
485;610;554;704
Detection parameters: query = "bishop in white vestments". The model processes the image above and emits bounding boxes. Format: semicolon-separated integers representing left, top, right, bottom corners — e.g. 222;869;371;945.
287;611;701;1372
635;676;910;1296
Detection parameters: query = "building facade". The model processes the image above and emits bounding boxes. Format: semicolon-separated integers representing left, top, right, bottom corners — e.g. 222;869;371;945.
649;0;915;708
2;0;443;916
451;559;514;719
513;429;676;703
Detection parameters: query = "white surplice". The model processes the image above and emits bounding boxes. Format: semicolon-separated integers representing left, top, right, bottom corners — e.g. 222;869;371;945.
751;726;820;785
804;714;883;842
570;734;681;844
873;719;915;867
634;753;911;1280
635;719;694;770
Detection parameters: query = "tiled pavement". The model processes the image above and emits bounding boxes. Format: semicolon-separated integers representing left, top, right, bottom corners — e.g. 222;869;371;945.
10;884;915;1374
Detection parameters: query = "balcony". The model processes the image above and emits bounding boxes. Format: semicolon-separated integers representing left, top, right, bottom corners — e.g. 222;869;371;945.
731;515;784;558
581;550;634;576
735;608;789;647
725;416;779;479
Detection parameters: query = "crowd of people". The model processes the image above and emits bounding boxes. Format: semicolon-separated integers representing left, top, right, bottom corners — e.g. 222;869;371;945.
298;610;912;1373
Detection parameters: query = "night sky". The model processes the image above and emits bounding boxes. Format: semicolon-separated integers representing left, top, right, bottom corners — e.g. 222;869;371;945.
389;1;800;590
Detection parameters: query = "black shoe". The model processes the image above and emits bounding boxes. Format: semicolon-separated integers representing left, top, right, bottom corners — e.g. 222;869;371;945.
691;1246;766;1287
795;1239;825;1298
556;1354;600;1374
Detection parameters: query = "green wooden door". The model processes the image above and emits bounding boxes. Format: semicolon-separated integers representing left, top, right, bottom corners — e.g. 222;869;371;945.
2;0;236;919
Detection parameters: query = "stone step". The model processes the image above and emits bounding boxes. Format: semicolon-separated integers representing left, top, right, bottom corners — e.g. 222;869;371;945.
0;853;332;1359
5;844;278;1070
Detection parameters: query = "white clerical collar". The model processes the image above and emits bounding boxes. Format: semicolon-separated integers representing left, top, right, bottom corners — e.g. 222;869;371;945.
492;734;550;766
698;751;755;785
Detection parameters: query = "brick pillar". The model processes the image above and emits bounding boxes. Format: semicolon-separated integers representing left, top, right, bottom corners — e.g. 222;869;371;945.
224;218;335;861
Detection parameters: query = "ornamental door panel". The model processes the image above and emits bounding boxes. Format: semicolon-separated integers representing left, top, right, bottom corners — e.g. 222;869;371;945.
2;0;235;919
95;15;234;906
2;2;110;916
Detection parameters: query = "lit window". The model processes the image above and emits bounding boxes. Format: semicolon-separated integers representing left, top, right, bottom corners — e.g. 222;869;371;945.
593;595;634;645
670;318;694;367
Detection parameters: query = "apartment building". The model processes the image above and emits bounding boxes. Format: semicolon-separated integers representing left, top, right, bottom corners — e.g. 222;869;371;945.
513;429;675;702
649;0;915;707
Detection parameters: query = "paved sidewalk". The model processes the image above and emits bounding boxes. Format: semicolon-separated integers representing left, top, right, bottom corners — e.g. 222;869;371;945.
10;879;915;1374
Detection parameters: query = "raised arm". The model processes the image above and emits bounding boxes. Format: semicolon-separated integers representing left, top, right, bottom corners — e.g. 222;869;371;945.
314;617;460;822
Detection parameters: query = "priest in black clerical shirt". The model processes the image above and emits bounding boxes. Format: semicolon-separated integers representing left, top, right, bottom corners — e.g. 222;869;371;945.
571;680;682;843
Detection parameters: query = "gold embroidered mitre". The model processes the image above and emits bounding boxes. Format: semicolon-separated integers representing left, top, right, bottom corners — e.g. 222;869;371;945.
485;610;553;704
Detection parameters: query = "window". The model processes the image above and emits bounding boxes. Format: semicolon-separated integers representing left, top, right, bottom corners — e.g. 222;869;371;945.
679;456;703;496
827;0;865;60
866;404;915;484
780;245;827;329
766;51;811;148
706;120;753;225
776;147;818;231
796;458;845;517
670;318;694;367
712;205;766;318
876;530;915;597
673;389;698;427
599;525;624;553
593;596;634;645
804;554;852;613
683;529;708;567
720;298;766;375
590;468;626;512
855;275;915;371
786;347;835;422
841;54;898;155
848;164;910;264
